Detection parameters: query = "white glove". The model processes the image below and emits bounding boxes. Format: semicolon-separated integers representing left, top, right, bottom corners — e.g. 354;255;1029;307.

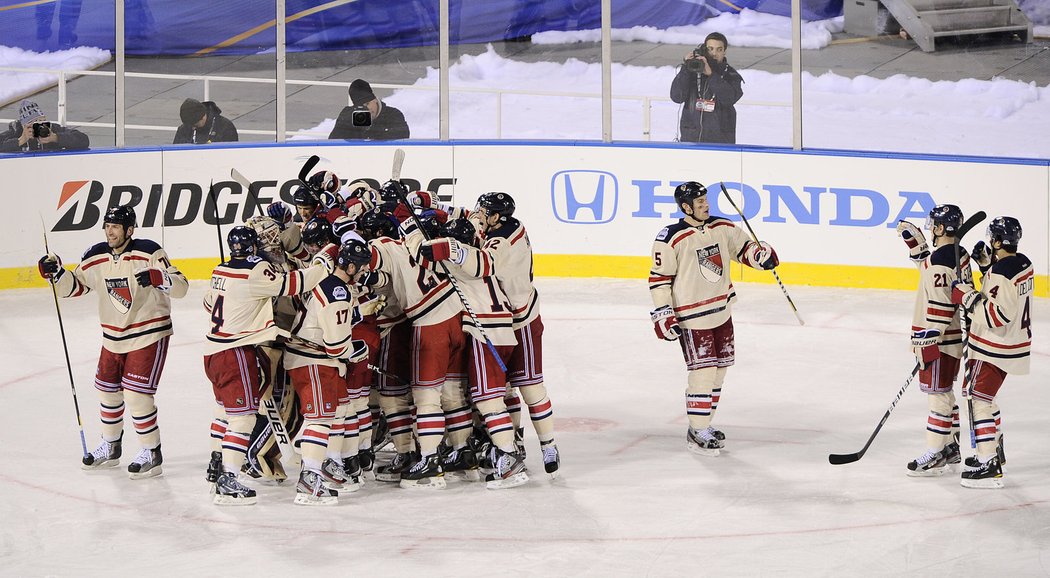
896;220;930;262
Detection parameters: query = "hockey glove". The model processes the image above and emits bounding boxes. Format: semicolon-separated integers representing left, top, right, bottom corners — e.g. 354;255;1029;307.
358;294;387;317
406;191;437;210
311;244;338;274
134;267;173;292
971;241;993;274
650;305;682;341
358;270;383;288
896;220;930;262
420;238;465;264
752;241;779;270
950;281;982;314
348;339;369;363
910;328;941;370
266;202;294;230
37;253;63;281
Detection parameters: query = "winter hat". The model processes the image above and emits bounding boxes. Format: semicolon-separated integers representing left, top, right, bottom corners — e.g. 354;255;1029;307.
349;79;376;106
180;98;207;125
18;100;44;126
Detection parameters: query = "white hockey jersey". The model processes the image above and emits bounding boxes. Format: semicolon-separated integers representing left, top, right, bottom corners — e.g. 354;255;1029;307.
370;235;460;327
284;274;359;375
203;257;327;355
911;244;972;358
471;217;540;329
966;254;1033;375
649;217;760;330
54;238;188;354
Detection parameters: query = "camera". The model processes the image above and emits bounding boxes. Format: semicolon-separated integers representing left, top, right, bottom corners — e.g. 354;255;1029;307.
351;105;372;127
32;121;52;139
684;45;708;73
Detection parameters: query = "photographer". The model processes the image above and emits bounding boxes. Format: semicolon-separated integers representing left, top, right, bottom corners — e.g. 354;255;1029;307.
173;98;239;145
670;32;744;145
329;79;410;141
0;99;89;153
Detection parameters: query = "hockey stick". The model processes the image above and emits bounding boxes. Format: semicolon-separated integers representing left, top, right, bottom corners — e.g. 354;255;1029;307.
298;154;320;187
952;211;986;449
388;148;508;372
40;218;90;460
719;183;804;326
207;181;225;263
230;168;267;219
369;364;409;386
828;364;919;465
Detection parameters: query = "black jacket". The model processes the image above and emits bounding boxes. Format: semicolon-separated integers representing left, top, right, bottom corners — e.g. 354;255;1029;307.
0;121;89;152
329;102;410;141
173;101;239;144
670;60;744;144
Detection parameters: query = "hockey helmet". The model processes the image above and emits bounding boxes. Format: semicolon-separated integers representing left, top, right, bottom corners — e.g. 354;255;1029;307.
379;180;407;212
336;239;371;269
227;226;258;258
673;181;707;209
302;217;335;247
417;209;445;239
441;217;478;246
292;185;320;208
245;216;283;255
926;204;964;235
355;207;398;241
986;216;1022;248
476;192;516;222
103;204;137;229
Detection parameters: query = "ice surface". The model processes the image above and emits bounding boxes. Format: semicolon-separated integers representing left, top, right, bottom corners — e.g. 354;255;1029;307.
1;277;1048;575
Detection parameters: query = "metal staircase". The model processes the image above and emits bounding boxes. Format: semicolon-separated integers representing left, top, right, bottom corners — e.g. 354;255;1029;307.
880;0;1033;51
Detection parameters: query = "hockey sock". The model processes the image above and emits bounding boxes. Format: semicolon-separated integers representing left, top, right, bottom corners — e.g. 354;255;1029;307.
686;368;718;431
209;405;227;452
519;383;555;444
353;396;372;450
951;404;960;441
343;405;361;457
707;367;727;422
326;404;347;461
476;398;515;452
300;420;331;472
972;398;999;460
98;391;125;442
380;393;415;454
441;379;472;448
413;386;445;456
505;389;522;431
924;392;955;451
125;390;160;449
222;414;256;473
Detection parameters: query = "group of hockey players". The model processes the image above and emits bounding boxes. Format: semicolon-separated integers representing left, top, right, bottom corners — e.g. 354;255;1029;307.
37;165;561;506
646;182;1033;490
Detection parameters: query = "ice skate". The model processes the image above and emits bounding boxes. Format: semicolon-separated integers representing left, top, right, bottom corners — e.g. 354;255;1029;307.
205;451;223;484
943;441;961;465
399;453;446;490
127;445;163;480
540;441;560;478
468;427;495;475
514;427;527;459
440;446;480;482
319;457;348;490
340;455;363;493
960;456;1004;489
706;426;726;442
485;447;529;490
295;469;339;506
906;448;949;477
82;437;122;470
375;451;413;483
686;427;722;457
358;447;376;473
213;471;258;506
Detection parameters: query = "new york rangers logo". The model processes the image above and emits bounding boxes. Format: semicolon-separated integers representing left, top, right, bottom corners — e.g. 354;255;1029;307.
696;244;723;283
106;277;133;314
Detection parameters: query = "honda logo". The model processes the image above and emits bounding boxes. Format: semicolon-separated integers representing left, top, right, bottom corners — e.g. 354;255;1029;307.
551;170;618;224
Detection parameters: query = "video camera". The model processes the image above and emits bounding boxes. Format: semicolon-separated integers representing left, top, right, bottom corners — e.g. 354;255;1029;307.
684;45;709;73
352;105;372;127
32;121;52;139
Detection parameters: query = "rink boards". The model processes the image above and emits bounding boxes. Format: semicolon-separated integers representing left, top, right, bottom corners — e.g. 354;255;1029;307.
2;141;1047;296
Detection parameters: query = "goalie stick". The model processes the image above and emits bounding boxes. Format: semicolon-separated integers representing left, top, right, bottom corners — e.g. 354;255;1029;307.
41;217;90;460
719;183;804;326
829;210;986;465
387;148;508;372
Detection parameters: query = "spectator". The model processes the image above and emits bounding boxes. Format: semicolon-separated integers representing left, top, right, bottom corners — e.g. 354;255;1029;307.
670;32;744;144
329;79;410;141
173;98;238;145
0;99;89;153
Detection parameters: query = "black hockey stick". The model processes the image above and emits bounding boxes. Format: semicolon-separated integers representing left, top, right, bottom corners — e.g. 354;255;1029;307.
40;218;89;460
388;148;508;372
208;181;226;263
298;154;320;187
230;168;268;219
953;211;986;449
719;183;804;326
829;363;919;465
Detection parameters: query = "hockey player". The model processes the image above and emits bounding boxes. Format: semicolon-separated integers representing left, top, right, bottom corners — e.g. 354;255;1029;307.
467;191;561;477
648;182;779;457
293;185;321;223
37;205;188;478
203;226;330;505
896;204;972;476
950;216;1032;489
420;216;529;489
264;201;310;266
284;240;371;505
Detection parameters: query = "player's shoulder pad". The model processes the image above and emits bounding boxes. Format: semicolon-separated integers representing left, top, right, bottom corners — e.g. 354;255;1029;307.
929;244;960;269
487;218;521;240
129;238;162;255
82;241;111;260
990;253;1032;279
655;220;690;242
318;276;352;303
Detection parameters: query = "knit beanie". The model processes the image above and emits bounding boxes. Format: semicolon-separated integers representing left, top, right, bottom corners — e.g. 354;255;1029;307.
180;98;207;125
18;100;44;126
349;79;376;106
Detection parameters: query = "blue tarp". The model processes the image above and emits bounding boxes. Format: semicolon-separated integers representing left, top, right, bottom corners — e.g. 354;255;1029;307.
0;0;843;56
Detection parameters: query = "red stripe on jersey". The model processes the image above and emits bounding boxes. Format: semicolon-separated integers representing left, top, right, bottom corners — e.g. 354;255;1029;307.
81;256;110;271
101;315;170;332
288;271;299;295
988;303;1005;327
509;227;527;245
648;275;673;283
213;320;275;338
675;293;729;313
968;331;1030;349
125;255;149;262
926;306;954;318
707;221;734;230
213;270;250;279
1015;270;1033;284
670;229;696;248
